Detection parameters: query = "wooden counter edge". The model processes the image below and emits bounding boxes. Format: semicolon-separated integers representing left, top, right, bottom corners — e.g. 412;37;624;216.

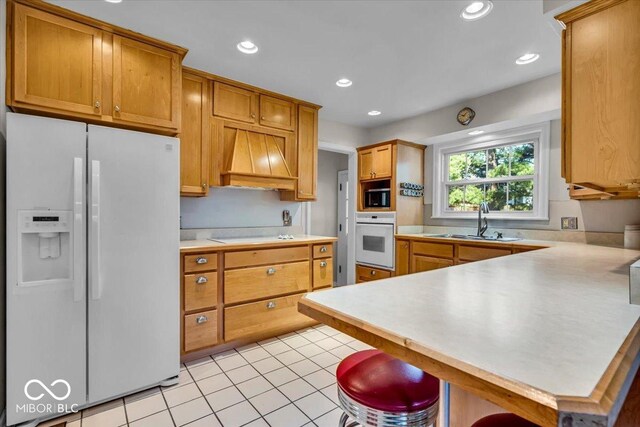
298;297;559;427
180;237;338;254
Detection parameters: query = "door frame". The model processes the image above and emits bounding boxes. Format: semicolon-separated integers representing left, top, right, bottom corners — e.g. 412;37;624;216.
337;169;349;285
307;141;357;285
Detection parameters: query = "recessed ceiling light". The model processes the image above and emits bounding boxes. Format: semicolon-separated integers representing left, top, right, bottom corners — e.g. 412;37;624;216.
515;53;540;65
237;40;258;54
468;130;485;135
336;78;352;88
105;0;122;3
461;1;493;21
368;110;382;116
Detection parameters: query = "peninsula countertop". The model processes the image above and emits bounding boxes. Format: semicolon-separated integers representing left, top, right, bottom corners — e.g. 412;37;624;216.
299;241;640;426
180;234;337;253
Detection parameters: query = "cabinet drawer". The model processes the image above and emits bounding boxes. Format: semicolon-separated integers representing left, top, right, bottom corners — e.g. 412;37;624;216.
356;265;392;283
224;261;310;304
225;246;308;269
313;259;333;289
412;241;454;258
184;309;217;352
259;95;295;131
313;243;333;258
184;253;218;273
412;255;454;273
458;245;511;262
184;272;218;312
224;294;314;341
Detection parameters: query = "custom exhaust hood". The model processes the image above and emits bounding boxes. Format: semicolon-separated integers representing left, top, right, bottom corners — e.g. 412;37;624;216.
220;127;297;191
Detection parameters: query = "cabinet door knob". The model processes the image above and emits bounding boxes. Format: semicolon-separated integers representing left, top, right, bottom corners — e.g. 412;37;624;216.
320;246;327;253
320;261;327;268
370;270;376;276
261;116;266;120
196;276;208;284
94;100;101;109
251;113;256;119
266;301;276;309
267;267;276;275
114;105;120;113
196;315;208;324
195;257;208;264
202;183;207;189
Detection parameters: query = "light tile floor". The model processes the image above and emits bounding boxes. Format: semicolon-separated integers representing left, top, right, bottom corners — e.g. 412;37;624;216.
37;325;372;427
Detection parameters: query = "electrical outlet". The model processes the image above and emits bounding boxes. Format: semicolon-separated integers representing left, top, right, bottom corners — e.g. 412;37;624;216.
561;217;578;230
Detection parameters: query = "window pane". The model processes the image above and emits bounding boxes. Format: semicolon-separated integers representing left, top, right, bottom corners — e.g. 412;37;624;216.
464;184;484;210
466;150;487;179
448;153;467;181
447;185;465;210
487;146;510;178
485;182;508;211
510;142;535;176
508;180;534;211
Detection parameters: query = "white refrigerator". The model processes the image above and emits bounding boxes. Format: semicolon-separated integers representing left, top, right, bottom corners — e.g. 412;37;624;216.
6;113;180;426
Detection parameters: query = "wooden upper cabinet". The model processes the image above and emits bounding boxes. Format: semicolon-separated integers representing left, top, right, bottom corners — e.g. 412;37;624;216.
213;82;258;124
112;35;181;130
10;3;103;117
558;0;640;192
180;72;210;196
7;1;187;135
260;95;295;131
373;144;393;178
296;105;319;199
358;144;392;180
359;149;374;180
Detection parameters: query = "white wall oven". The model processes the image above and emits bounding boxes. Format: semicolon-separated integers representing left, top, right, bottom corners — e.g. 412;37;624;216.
355;212;396;270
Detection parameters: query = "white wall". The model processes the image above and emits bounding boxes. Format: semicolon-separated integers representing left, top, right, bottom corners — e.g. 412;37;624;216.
319;118;369;149
1;0;7;416
366;74;640;233
310;150;348;237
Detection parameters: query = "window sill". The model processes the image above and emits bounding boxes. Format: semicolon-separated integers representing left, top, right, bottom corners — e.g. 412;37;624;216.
430;214;549;221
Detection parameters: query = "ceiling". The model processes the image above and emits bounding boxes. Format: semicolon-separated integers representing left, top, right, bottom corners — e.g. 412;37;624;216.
49;0;561;128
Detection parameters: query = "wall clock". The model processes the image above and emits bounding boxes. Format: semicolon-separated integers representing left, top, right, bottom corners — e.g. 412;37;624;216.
457;107;475;126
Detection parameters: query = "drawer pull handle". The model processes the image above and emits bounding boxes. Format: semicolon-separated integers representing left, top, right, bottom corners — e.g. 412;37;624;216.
320;261;327;268
267;267;276;275
195;257;208;264
196;315;208;324
320;246;327;253
196;276;208;284
266;301;276;309
370;270;376;276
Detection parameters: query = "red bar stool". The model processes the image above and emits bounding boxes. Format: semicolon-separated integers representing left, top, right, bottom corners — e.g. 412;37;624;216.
471;413;539;427
336;349;439;427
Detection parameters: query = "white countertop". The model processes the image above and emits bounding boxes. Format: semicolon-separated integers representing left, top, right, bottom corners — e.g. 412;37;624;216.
180;234;337;251
303;242;640;398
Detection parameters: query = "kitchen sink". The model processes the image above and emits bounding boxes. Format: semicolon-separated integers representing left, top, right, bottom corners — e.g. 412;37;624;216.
423;233;521;242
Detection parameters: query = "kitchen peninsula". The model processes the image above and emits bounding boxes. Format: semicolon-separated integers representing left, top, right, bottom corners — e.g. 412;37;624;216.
299;242;640;427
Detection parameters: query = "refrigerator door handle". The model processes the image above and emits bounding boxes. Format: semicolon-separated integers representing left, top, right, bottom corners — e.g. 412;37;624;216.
91;160;102;300
73;157;85;302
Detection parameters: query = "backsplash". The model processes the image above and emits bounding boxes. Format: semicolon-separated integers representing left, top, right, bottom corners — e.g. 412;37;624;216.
180;187;302;229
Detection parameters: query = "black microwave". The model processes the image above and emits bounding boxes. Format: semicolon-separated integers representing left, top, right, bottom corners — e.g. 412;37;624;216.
364;188;391;208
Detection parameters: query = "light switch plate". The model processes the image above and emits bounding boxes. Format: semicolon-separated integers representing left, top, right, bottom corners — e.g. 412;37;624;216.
561;217;578;230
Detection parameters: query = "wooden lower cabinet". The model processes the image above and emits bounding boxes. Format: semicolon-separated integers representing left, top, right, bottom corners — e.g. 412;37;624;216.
313;259;333;289
224;294;315;342
412;255;454;273
356;264;392;283
224;261;309;304
184;253;218;273
458;245;511;262
396;240;410;276
184;309;218;352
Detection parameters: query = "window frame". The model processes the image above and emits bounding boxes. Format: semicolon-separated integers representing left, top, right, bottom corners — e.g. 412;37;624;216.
432;122;550;220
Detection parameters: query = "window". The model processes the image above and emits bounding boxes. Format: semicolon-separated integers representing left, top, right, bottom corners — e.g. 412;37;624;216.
432;123;549;220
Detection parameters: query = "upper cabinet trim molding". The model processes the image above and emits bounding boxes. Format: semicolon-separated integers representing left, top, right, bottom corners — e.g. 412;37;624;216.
555;0;627;23
10;0;188;57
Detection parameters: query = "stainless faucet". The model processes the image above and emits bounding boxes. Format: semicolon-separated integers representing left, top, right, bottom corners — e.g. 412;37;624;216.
477;202;489;237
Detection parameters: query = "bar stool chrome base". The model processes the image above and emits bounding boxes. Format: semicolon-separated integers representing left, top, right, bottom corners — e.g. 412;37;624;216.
337;385;439;427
